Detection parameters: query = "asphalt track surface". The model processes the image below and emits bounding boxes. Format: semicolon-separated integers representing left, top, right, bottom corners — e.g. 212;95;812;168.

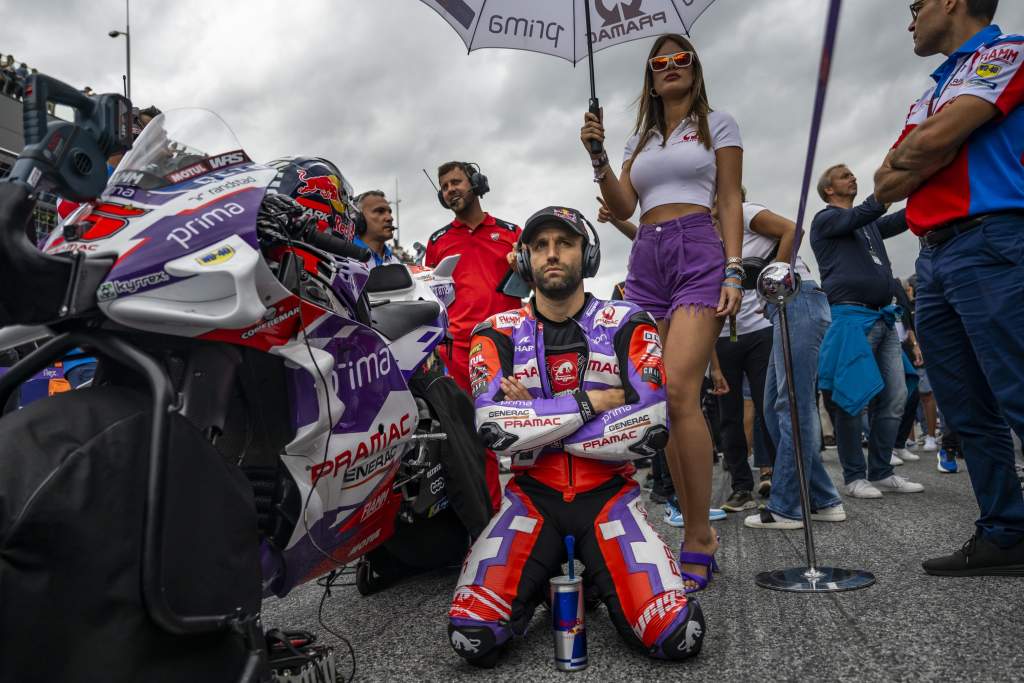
261;447;1024;681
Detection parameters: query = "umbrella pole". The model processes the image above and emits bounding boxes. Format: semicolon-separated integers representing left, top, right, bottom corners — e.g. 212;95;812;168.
583;0;602;154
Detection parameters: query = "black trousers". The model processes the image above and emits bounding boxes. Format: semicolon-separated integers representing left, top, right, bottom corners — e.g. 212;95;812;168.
715;327;775;492
896;387;921;448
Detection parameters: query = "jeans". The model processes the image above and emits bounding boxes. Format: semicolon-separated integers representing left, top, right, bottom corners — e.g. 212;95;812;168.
833;319;906;485
916;215;1024;548
764;281;842;520
715;326;775;492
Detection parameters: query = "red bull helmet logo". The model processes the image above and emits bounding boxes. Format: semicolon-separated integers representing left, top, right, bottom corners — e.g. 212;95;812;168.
296;168;347;214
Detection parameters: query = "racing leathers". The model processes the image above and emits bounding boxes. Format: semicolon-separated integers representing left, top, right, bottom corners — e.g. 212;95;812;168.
447;295;705;663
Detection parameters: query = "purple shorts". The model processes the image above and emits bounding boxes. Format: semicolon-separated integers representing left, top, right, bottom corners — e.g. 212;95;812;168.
624;212;724;320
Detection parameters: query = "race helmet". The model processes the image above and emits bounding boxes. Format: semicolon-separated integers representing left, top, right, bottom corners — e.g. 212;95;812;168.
265;156;357;241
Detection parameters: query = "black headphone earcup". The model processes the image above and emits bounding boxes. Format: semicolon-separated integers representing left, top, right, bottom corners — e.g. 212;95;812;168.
584;242;601;278
471;172;490;198
437;189;448;208
515;247;532;283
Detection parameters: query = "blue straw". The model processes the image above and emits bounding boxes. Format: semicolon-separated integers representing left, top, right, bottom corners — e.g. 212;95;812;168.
566;535;576;580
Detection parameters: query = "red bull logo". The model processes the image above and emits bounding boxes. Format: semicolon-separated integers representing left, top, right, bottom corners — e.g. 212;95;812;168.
296;169;346;213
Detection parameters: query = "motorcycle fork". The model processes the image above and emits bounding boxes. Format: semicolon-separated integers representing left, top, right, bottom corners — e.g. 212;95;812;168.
392;397;447;505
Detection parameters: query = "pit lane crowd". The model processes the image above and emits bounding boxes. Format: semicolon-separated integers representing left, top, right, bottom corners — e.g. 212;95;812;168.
18;0;1024;668
375;1;1024;665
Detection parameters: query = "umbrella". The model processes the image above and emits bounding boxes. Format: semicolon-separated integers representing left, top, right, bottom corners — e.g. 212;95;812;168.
420;0;720;151
422;0;845;256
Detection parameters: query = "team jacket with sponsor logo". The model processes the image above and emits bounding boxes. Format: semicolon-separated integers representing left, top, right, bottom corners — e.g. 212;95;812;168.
425;213;522;349
895;25;1024;234
470;295;668;498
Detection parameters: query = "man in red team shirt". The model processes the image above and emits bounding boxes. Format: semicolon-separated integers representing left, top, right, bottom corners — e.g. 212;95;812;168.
426;161;522;509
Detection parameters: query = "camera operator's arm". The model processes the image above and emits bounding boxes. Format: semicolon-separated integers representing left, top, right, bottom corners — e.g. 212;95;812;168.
564;313;669;460
472;324;598;454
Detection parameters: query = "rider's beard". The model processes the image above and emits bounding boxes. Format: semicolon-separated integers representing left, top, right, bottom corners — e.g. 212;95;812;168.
535;261;582;301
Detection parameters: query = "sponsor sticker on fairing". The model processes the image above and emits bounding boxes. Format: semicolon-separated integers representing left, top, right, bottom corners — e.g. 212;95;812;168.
310;415;413;484
96;271;171;301
241;306;300;339
195;244;235;266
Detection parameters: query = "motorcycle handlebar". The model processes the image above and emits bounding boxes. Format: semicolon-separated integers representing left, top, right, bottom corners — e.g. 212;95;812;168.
300;226;372;263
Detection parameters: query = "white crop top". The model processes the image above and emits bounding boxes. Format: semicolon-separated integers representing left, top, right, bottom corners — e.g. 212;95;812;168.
622;110;743;216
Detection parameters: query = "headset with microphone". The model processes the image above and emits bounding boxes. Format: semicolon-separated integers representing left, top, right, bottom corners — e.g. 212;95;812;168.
353;190;386;237
514;207;601;283
437;162;490;208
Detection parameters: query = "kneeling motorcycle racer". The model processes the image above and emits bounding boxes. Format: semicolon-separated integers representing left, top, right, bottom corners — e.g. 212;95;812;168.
447;207;705;666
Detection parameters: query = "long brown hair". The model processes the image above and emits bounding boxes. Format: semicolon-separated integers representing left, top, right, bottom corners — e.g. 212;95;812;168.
629;34;713;163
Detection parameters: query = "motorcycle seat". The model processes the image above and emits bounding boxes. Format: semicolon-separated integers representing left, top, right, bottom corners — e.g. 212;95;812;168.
371;300;441;341
365;264;414;294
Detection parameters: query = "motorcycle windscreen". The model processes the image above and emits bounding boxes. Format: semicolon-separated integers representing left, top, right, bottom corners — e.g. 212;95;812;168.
110;108;253;191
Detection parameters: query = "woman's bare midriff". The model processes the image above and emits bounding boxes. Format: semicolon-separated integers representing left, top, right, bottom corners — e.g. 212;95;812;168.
639;202;709;226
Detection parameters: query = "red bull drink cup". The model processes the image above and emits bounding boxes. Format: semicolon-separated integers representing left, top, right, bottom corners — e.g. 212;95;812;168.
550;575;587;671
552;535;587;671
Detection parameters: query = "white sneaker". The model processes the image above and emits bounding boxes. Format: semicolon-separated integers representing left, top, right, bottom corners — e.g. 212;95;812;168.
890;451;905;466
810;504;847;522
744;509;803;529
871;474;925;493
923;435;938;451
894;448;919;462
845;479;883;499
905;438;917;449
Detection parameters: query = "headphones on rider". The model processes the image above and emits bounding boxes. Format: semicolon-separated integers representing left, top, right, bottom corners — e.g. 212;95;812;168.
515;208;601;283
437;162;490;208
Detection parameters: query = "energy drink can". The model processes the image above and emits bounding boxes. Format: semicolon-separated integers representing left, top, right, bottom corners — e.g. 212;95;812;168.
550;575;587;671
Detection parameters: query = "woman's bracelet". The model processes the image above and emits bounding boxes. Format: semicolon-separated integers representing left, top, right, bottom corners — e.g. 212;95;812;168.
725;267;746;281
726;256;743;266
593;167;608;183
723;281;744;291
591;152;609;168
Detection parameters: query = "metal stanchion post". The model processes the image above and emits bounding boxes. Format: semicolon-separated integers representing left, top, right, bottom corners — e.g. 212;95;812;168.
754;263;875;593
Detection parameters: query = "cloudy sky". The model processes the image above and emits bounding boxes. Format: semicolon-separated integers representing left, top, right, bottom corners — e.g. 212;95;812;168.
5;0;1023;295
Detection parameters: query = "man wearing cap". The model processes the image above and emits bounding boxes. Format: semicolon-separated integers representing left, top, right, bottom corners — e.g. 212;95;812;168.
447;206;705;667
874;0;1024;576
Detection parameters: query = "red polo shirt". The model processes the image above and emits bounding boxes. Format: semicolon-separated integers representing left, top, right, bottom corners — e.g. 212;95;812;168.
425;213;522;352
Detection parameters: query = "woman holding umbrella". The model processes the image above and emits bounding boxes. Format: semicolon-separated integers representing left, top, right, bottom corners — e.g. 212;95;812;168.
582;34;744;592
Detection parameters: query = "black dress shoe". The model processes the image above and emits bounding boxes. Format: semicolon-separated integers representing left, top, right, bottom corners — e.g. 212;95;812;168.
922;532;1024;576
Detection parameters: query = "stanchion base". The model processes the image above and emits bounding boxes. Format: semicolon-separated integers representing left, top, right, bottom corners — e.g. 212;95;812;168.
755;566;875;593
